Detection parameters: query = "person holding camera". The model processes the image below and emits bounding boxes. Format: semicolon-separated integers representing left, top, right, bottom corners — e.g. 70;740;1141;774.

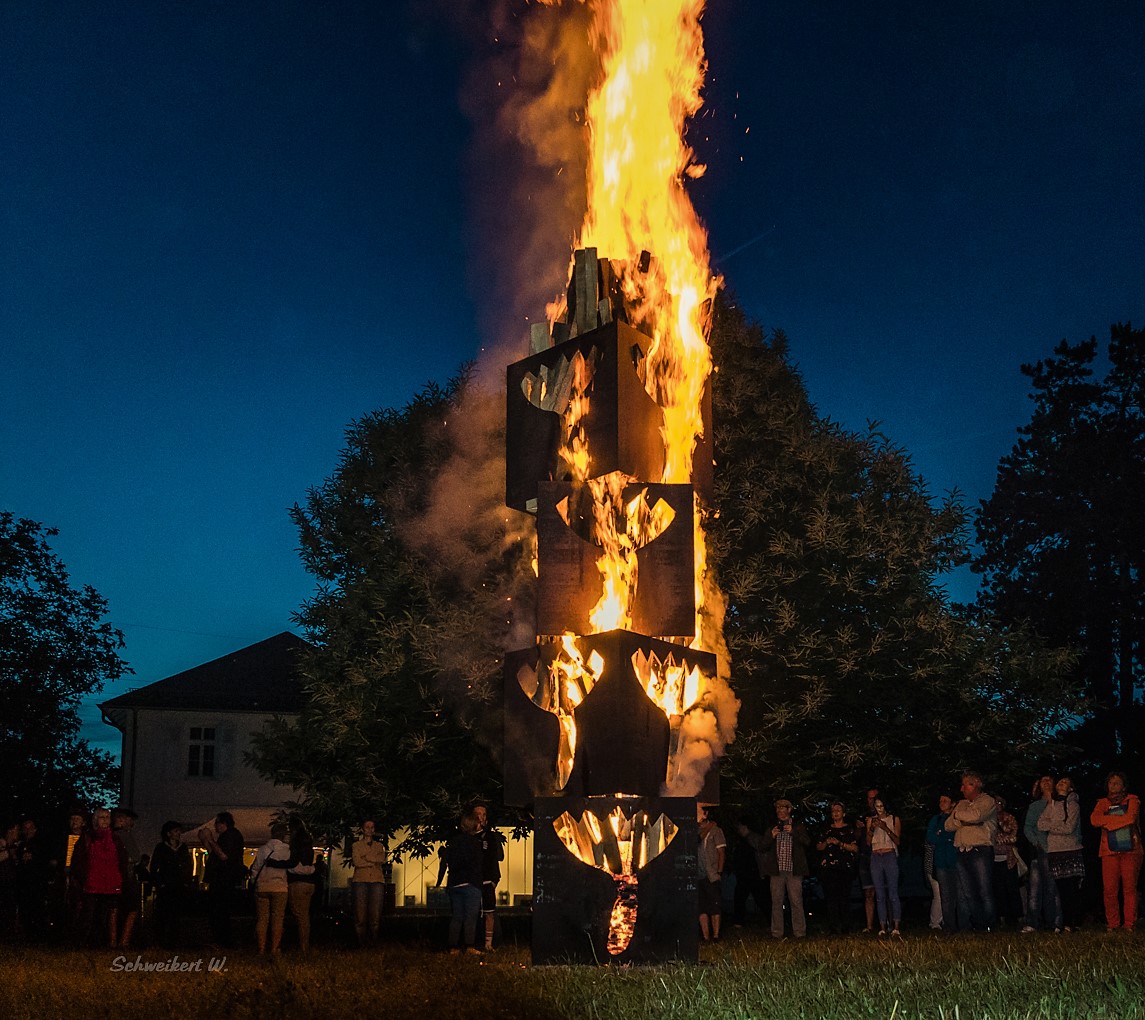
740;798;810;939
866;796;902;936
815;801;858;934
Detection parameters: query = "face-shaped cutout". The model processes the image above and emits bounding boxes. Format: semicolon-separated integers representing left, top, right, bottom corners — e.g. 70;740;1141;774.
553;806;678;877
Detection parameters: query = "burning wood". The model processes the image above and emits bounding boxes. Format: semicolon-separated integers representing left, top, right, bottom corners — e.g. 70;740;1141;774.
533;795;698;965
535;478;694;637
501;0;733;965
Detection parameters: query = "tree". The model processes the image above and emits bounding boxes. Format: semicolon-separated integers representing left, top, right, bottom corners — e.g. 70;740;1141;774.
974;323;1145;773
708;299;1077;819
253;299;1077;842
248;370;536;855
0;513;126;820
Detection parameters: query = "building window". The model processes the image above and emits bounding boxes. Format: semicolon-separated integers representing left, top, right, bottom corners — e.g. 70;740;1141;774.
188;726;216;777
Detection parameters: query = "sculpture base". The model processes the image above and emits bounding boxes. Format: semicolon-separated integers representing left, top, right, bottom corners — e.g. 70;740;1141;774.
531;795;698;965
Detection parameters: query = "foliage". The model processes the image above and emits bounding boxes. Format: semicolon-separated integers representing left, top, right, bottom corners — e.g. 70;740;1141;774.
974;323;1145;775
248;369;536;856
708;300;1077;822
0;512;126;820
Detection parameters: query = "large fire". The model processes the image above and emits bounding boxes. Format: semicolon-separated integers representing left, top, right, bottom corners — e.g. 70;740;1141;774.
538;0;723;742
579;0;717;493
515;0;726;962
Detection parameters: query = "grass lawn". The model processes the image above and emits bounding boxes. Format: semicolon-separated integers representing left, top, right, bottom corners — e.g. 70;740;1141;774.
1;928;1142;1020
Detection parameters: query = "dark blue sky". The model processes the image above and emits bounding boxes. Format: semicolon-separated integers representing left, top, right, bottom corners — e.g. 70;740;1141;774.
2;1;1142;757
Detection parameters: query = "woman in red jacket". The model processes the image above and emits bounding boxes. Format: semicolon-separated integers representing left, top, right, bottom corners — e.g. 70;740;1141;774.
71;808;129;947
1090;771;1143;932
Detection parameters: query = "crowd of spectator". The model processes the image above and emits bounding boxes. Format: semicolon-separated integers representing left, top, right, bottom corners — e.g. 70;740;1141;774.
0;806;323;954
2;771;1137;954
704;769;1142;938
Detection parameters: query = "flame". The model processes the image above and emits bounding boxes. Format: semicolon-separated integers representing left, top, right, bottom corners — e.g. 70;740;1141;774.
548;0;721;647
607;873;639;955
561;347;598;482
547;633;605;786
542;637;717;791
527;0;732;811
585;474;677;632
632;647;705;717
579;0;717;490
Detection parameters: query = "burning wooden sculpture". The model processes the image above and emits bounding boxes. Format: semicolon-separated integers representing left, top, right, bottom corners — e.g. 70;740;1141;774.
505;251;721;963
501;0;730;965
532;796;696;964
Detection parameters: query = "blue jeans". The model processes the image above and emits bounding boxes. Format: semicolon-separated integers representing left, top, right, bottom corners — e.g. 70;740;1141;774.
936;866;960;932
1025;853;1061;930
870;852;901;927
447;884;482;948
955;847;996;931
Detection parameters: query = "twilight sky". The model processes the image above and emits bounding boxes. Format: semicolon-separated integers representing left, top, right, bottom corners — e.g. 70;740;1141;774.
2;1;1142;758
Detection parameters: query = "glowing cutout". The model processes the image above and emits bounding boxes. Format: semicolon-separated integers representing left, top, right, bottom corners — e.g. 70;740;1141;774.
552;806;679;955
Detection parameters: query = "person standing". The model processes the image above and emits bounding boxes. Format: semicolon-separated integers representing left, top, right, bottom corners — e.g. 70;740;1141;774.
815;801;858;934
729;823;765;927
926;794;960;932
1022;776;1061;933
201;811;245;948
437;811;484;955
1090;771;1143;932
71;808;129;947
15;817;50;940
866;797;902;936
250;823;291;956
264;815;318;953
856;788;880;933
111;808;142;948
992;796;1024;927
0;823;19;937
697;807;727;942
150;821;193;948
473;805;505;951
57;810;88;940
1038;775;1084;931
744;798;810;939
945;772;998;931
350;820;387;946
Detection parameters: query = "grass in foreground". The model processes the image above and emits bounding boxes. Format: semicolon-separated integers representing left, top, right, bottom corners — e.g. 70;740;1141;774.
1;929;1142;1020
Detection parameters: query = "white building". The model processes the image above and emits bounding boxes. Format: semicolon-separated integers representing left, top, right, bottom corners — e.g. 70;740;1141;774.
99;632;533;905
99;632;310;852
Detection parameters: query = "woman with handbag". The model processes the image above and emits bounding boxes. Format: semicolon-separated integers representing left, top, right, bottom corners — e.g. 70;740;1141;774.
1037;775;1084;931
1090;771;1143;932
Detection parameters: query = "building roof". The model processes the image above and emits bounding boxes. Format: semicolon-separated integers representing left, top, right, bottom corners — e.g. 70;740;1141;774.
99;631;311;716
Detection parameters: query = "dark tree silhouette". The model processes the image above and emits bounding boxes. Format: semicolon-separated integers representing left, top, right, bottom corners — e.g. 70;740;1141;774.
0;512;126;819
249;371;536;855
974;323;1145;773
708;299;1075;818
252;299;1078;841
